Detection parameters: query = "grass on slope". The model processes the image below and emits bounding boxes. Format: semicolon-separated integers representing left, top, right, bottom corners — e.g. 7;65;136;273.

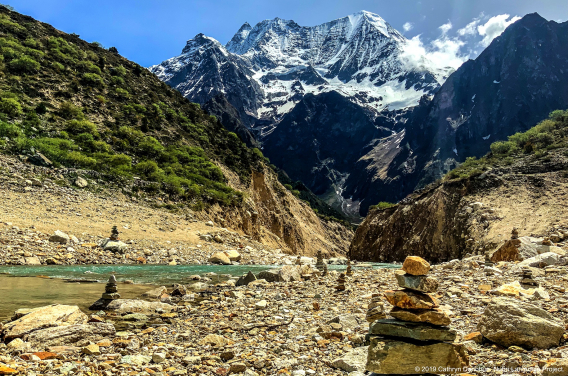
444;109;568;181
0;8;265;209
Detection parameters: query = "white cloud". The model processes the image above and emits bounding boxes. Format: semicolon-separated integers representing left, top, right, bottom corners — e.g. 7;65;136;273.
403;22;414;32
439;21;452;34
400;33;467;74
458;19;481;36
477;14;521;46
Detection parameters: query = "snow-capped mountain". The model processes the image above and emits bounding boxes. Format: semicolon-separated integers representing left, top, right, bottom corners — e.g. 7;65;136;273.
150;11;451;127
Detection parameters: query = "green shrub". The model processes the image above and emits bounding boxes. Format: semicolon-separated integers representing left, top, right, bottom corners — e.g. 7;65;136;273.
138;136;164;158
66;119;98;136
8;55;39;73
111;65;127;76
114;88;129;99
58;101;84;120
490;141;516;155
110;76;124;86
66;150;96;169
0;121;22;138
81;73;104;87
51;61;65;71
77;61;101;75
0;97;22;118
370;202;397;210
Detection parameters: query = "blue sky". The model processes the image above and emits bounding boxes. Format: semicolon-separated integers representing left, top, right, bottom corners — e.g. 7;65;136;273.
6;0;568;67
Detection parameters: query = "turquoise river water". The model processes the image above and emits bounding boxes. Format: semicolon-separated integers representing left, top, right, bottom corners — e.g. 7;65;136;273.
0;263;397;320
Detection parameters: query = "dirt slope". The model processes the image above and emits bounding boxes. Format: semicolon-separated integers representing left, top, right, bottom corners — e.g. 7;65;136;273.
349;150;568;262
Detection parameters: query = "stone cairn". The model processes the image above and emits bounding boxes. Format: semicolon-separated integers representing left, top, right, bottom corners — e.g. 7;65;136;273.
345;258;353;276
322;263;328;277
315;250;325;272
295;256;302;266
365;256;469;374
110;225;120;241
520;267;538;288
511;227;519;239
366;293;386;323
335;273;346;291
89;275;120;310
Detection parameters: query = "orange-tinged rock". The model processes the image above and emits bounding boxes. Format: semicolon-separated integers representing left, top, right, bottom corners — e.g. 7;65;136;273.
463;332;483;344
402;256;430;275
33;352;58;360
0;366;17;374
385;290;439;309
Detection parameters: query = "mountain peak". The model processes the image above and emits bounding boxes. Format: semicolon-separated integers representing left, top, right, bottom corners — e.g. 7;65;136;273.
182;33;224;54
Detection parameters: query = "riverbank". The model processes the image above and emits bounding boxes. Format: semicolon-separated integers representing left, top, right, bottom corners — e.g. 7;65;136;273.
1;256;567;375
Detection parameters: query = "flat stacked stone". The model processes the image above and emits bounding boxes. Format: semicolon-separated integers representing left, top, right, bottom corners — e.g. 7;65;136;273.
365;256;469;374
315;250;325;272
345;258;353;276
335;273;346;291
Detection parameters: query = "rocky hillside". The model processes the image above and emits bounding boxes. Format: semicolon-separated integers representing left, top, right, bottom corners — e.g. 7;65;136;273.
350;109;568;262
353;13;568;212
0;8;352;255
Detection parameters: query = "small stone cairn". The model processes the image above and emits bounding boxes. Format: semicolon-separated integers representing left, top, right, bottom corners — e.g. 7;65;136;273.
110;225;120;241
345;258;353;276
365;256;469;374
295;256;302;266
322;263;328;277
366;293;386;323
89;275;120;310
315;250;325;272
335;273;346;291
511;227;519;239
519;267;538;288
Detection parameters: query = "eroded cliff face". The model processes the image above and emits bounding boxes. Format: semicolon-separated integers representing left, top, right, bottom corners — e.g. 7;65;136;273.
210;166;353;256
349;151;568;262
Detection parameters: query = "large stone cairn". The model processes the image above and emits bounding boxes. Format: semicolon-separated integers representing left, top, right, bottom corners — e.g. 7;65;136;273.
345;258;353;276
315;250;325;272
110;225;120;241
335;273;346;291
366;256;469;374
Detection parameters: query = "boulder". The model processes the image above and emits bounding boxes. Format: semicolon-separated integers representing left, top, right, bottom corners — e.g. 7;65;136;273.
75;177;88;188
331;346;367;372
224;250;241;262
366;338;469;374
209;252;231;265
519;252;561;268
142;286;167;299
121;355;151;366
384;290;439;310
236;271;257;287
389;307;451;326
401;256;430;275
24;256;41;265
49;230;70;244
279;265;302;282
369;319;456;342
101;239;127;254
257;269;283;283
198;334;234;347
491;237;538;262
478;297;563;349
26;323;115;347
394;271;438;293
27;153;53;167
102;299;174;314
2;305;87;341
